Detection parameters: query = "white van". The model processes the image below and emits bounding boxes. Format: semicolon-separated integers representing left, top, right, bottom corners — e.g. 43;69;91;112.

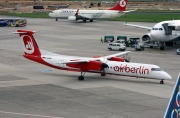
108;43;126;51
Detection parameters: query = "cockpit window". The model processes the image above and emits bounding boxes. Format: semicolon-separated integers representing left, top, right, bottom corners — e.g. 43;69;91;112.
50;11;53;13
151;68;162;71
159;28;163;30
152;28;159;30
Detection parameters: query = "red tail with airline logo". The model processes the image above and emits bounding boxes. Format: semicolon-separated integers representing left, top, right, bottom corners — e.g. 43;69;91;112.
18;30;41;56
109;0;127;11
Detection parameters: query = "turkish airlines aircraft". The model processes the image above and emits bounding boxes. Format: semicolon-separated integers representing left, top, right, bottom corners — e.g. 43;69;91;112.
125;20;180;50
164;73;180;118
49;0;133;22
14;30;172;84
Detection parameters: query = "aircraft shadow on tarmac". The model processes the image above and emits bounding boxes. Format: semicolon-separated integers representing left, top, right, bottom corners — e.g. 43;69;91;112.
41;72;162;85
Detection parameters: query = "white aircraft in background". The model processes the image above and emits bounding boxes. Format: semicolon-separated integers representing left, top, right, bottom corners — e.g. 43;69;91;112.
49;0;133;22
125;20;180;50
14;30;172;84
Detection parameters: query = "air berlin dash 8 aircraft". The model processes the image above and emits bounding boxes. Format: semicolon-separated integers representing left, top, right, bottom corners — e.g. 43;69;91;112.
14;30;172;84
49;0;132;22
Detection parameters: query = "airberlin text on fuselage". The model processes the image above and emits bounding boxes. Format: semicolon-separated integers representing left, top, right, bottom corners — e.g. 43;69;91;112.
113;64;150;75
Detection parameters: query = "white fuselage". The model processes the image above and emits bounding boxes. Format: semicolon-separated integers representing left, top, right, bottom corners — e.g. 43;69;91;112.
149;20;180;42
49;9;124;19
38;50;172;80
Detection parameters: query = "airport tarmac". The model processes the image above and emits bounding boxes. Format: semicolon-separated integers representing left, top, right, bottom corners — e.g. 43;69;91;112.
0;16;180;118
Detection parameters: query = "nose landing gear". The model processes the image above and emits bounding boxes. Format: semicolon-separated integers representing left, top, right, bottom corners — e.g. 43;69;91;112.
160;80;164;84
160;42;165;50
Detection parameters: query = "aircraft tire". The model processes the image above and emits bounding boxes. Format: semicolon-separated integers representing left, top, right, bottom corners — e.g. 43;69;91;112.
160;80;164;84
160;46;165;50
90;19;93;22
56;18;58;21
101;73;105;76
78;76;84;81
83;19;86;22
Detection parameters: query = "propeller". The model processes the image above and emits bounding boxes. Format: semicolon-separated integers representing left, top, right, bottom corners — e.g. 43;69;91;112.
101;63;109;76
123;53;130;62
124;56;130;62
100;56;109;76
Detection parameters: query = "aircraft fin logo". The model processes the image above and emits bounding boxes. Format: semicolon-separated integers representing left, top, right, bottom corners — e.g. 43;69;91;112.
21;35;34;54
119;0;126;7
108;0;127;11
164;73;180;118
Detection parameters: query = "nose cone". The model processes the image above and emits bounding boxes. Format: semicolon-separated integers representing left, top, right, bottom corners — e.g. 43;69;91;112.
152;71;172;80
163;72;172;80
165;73;172;80
150;31;158;40
49;13;53;17
150;30;165;41
49;12;55;17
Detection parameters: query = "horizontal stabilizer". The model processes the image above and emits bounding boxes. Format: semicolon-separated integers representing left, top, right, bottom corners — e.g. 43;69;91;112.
12;30;38;34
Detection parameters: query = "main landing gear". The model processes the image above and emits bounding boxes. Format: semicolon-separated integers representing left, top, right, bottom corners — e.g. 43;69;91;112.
78;72;86;81
101;73;105;76
83;19;86;22
160;79;164;84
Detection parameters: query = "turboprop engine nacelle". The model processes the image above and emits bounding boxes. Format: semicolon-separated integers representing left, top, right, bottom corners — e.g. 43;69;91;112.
68;16;77;21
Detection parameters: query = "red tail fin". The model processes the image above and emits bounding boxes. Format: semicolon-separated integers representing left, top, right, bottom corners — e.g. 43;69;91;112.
109;0;127;11
17;30;41;56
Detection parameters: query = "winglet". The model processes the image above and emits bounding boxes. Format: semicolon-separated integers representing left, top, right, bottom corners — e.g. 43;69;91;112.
75;9;79;16
164;73;180;118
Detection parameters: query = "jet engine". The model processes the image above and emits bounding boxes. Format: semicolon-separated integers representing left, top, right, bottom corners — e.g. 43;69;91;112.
142;34;151;42
68;16;77;21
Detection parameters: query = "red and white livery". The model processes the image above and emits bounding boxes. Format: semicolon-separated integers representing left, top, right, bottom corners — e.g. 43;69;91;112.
49;0;134;22
14;30;172;84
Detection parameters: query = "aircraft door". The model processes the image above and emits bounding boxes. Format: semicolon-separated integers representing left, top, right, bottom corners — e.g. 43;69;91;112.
162;23;176;35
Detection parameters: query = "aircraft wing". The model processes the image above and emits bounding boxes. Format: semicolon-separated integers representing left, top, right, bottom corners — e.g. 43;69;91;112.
79;14;93;19
124;22;152;30
74;9;93;19
59;51;130;64
103;51;131;60
60;60;89;64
